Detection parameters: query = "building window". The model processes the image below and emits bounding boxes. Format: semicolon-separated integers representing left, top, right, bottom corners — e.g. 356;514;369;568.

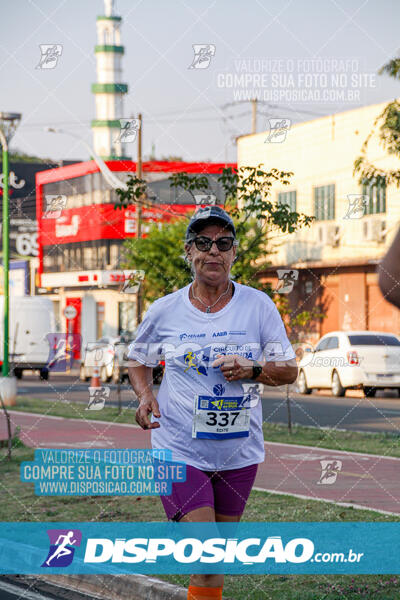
362;178;386;214
52;300;61;332
277;190;296;212
83;246;93;270
118;301;136;333
304;280;313;295
96;302;105;339
110;243;121;269
314;184;335;221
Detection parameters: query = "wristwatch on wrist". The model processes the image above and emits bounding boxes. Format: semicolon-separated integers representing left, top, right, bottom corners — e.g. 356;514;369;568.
251;361;263;380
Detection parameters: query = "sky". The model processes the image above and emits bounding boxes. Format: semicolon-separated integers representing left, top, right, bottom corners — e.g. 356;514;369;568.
1;0;400;164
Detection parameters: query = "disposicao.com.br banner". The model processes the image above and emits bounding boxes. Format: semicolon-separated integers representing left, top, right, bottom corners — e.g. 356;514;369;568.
0;522;399;575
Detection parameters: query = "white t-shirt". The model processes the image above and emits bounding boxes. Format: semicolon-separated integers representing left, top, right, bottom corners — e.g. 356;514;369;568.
127;281;295;471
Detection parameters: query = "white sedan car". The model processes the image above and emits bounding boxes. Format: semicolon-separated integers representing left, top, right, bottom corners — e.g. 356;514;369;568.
80;336;120;383
80;332;164;385
297;331;400;397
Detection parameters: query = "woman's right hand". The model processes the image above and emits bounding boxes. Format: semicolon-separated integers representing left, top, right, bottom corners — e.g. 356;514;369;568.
135;396;161;430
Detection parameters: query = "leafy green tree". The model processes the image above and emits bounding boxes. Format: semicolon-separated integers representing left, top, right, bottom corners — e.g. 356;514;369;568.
115;166;320;433
121;219;191;302
354;57;400;186
7;149;54;163
116;165;314;304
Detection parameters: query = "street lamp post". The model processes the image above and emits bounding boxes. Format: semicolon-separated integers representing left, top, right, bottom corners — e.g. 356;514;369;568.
0;112;21;378
136;113;143;326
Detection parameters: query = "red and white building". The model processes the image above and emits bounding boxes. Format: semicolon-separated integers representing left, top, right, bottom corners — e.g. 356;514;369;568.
36;159;235;355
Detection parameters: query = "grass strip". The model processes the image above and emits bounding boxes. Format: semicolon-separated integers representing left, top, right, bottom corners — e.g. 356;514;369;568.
1;447;399;599
9;397;400;457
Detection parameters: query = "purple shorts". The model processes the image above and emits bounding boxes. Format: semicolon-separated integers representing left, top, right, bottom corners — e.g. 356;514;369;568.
160;463;258;521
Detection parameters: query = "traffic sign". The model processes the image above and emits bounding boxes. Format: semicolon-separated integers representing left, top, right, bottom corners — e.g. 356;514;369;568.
64;305;77;320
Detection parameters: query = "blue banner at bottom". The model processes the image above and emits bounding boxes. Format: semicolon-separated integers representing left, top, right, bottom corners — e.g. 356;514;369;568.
0;522;399;575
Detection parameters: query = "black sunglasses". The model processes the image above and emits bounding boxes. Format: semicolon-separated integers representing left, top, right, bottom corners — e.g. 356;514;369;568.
193;235;236;252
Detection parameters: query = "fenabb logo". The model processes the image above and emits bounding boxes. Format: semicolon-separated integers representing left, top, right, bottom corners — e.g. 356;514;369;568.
179;332;206;341
42;529;82;567
83;535;315;564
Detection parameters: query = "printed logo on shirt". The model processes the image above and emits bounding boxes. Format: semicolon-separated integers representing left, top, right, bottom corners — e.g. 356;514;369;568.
211;398;225;410
213;343;256;360
179;332;206;341
181;347;210;376
213;384;225;396
229;330;246;335
212;331;227;337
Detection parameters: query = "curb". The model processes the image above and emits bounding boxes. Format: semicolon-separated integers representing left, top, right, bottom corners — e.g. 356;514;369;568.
38;574;188;600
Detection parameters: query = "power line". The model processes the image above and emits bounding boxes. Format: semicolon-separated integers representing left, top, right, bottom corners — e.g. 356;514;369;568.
18;102;329;129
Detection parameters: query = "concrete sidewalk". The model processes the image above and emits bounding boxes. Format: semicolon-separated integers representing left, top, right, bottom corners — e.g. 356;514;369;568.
2;574;188;600
4;409;400;515
38;574;188;600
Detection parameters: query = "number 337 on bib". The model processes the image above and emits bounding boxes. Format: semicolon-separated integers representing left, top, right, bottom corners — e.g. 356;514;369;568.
192;395;250;440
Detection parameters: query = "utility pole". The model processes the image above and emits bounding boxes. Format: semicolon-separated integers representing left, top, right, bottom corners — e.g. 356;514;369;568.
136;113;143;326
1;132;9;377
251;98;257;134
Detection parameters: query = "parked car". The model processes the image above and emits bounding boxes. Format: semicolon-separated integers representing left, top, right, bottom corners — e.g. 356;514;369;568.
80;332;164;385
0;296;57;381
297;331;400;397
113;330;164;385
80;336;118;383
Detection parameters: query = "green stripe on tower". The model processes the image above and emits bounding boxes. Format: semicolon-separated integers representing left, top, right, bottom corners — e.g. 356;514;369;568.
96;15;122;21
91;83;128;93
95;45;124;54
91;119;122;128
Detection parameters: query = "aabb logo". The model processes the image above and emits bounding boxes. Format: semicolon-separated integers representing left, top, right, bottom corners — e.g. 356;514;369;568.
41;529;82;567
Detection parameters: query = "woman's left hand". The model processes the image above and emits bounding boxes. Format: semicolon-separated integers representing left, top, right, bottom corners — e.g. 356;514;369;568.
211;354;254;382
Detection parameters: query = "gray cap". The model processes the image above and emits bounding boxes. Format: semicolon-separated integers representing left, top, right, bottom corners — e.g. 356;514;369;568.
186;205;236;239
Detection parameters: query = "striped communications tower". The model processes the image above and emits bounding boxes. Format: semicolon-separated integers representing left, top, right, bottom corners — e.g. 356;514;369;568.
91;0;130;160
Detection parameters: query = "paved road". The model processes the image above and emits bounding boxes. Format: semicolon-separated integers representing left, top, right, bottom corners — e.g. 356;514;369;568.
0;577;94;600
0;578;63;600
15;374;400;434
4;410;400;515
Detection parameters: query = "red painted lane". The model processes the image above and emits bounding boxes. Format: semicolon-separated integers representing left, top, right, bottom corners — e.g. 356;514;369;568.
4;411;151;449
256;443;400;515
3;411;400;514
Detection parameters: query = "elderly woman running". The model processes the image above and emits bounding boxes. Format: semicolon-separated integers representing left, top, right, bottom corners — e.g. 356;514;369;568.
127;205;298;600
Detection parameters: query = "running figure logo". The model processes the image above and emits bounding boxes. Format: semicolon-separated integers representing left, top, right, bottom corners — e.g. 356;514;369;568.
317;460;342;485
41;529;82;567
43;195;67;219
183;348;210;376
188;44;216;69
194;194;217;206
121;270;145;294
241;382;263;408
36;45;63;69
87;386;110;410
115;119;140;143
184;351;202;374
46;333;81;372
343;195;368;219
275;269;299;294
265;118;291;143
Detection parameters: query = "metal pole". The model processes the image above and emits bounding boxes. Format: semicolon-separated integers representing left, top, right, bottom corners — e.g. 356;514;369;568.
1;133;9;377
286;384;292;434
0;395;12;459
117;377;121;415
251;98;257;134
136;113;143;326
